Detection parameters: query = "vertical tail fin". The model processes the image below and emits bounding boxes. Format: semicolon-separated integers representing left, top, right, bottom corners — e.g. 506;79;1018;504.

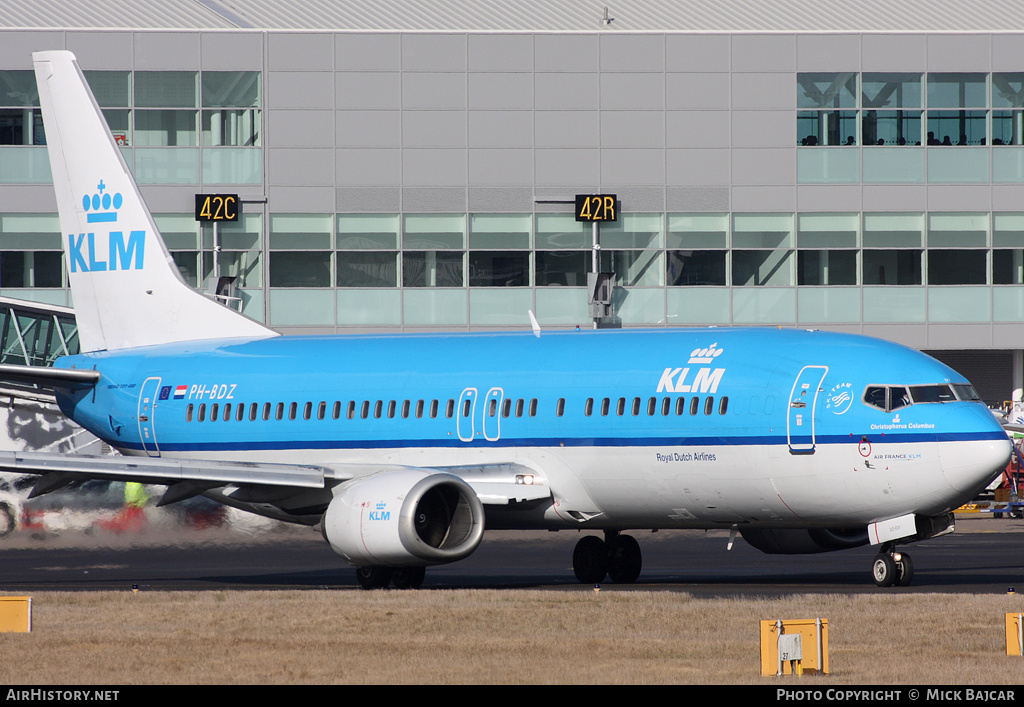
32;50;275;353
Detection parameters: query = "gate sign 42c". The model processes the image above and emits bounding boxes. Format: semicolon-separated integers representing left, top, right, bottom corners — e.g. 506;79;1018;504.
194;193;239;222
575;194;618;222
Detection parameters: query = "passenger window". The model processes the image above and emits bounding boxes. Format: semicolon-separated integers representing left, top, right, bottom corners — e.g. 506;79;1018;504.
462;399;471;418
430;400;438;418
529;399;537;416
416;400;424;418
601;398;610;416
689;397;699;415
211;403;219;421
387;400;396;418
446;399;455;418
198;404;206;422
303;402;312;420
647;397;656;416
360;401;369;419
288;402;297;420
585;398;593;416
402;400;410;418
661;397;671;416
224;404;232;422
632;397;641;416
263;402;271;421
374;401;383;419
250;403;258;421
516;399;524;417
186;404;193;422
347;401;356;420
489;399;497;417
617;397;625;416
502;398;511;418
675;397;685;415
332;401;341;420
556;398;565;417
719;396;729;415
236;403;244;421
704;397;714;415
318;401;326;420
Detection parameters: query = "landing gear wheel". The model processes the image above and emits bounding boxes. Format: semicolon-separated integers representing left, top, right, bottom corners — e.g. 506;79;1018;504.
895;553;914;587
391;566;426;590
355;566;393;590
0;503;14;537
607;534;642;584
573;535;609;584
872;553;897;587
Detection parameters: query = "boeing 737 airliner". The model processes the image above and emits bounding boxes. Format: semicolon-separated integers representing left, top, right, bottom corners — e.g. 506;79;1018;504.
0;51;1010;589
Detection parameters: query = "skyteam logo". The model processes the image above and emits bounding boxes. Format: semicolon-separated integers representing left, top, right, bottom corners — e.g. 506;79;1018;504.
68;179;144;273
826;382;854;415
657;342;726;394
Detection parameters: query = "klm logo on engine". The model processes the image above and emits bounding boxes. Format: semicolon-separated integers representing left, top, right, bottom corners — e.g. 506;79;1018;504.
68;180;145;273
368;501;390;521
657;342;726;394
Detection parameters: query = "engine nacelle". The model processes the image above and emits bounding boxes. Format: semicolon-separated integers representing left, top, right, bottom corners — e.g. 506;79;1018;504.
740;527;869;555
322;469;485;566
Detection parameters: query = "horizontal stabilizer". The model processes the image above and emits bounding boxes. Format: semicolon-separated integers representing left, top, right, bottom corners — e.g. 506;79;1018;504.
0;363;100;389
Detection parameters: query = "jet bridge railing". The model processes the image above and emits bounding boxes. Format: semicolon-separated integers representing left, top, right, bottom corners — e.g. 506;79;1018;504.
0;297;79;397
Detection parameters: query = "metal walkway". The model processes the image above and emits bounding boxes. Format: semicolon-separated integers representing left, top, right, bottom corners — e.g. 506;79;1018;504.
0;297;79;399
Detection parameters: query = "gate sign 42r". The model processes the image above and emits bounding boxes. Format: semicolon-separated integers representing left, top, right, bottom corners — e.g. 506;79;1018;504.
575;194;618;222
195;194;239;222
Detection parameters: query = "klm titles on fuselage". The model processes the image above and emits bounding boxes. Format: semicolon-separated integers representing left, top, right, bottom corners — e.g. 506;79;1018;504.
656;343;727;394
68;181;145;273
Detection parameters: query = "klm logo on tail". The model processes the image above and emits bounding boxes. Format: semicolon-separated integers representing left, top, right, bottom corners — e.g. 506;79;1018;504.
68;180;144;273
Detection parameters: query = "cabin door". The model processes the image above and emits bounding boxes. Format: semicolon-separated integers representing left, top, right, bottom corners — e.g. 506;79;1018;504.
138;376;162;457
787;366;828;454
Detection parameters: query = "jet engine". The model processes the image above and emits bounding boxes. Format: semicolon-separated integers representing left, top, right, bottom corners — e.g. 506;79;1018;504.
321;469;485;566
739;527;869;554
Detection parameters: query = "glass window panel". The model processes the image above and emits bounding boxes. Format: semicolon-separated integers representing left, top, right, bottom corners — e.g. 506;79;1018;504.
83;71;130;107
269;252;331;287
863;250;922;284
862;73;922;109
927;73;986;108
994;214;1024;247
102;109;131;146
732;250;792;286
202;251;261;287
927;250;986;285
153;214;200;249
666;250;726;286
666;213;728;249
861;110;921;145
535;213;588;250
135;72;198;108
403;289;467;325
992;110;1024;145
798;250;857;285
202;71;260;108
614;287;665;325
0;109;43;145
864;287;926;322
732;287;796;323
928;287;990;322
0;252;62;288
403;214;465;249
0;146;50;183
732;214;793;249
797;213;858;248
797;73;857;109
599;213;663;249
993;73;1024;109
928;213;988;248
797;287;861;323
269;214;332;250
0;213;61;249
403;251;464;287
337;252;398;287
535;250;587;287
134;110;197;146
863;213;923;248
201;147;262;184
796;148;860;183
269;289;334;326
202;214;262;250
798;111;857;146
926;111;987;146
337;214;399;249
468;251;529;287
337;289;401;325
993;249;1024;284
666;288;731;325
133;147;199;184
170;251;199;287
469;289;534;325
600;250;663;287
468;214;530;250
0;71;37;107
202;109;260;146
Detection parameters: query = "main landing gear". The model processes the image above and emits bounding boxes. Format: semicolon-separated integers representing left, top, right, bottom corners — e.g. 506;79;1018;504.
572;531;643;584
355;565;426;590
871;544;914;587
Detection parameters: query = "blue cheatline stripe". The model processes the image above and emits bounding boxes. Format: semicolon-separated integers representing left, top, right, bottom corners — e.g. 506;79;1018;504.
113;430;1008;453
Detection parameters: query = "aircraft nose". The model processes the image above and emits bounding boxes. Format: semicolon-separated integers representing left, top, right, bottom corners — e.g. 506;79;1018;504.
939;407;1011;496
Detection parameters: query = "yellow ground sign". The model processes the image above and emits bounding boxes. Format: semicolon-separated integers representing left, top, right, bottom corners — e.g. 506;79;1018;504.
0;597;31;633
760;618;828;676
1005;613;1023;656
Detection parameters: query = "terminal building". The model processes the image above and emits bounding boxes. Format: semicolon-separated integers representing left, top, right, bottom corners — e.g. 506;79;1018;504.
1;0;1024;402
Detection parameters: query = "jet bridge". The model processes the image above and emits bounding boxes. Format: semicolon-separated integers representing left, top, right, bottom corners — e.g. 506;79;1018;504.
0;296;79;400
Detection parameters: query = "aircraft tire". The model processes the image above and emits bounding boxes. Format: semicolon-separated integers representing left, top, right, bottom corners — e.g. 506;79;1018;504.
872;553;897;587
895;554;914;587
607;534;642;584
573;535;609;584
355;566;394;590
391;566;426;590
0;503;14;537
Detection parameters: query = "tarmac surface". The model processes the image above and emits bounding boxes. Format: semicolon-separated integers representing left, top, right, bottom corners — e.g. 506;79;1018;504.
0;512;1019;595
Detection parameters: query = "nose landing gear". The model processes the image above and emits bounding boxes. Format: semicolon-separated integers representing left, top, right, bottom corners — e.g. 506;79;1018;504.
872;544;914;587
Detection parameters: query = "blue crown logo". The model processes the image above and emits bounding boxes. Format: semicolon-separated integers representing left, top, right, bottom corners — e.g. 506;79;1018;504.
82;180;123;223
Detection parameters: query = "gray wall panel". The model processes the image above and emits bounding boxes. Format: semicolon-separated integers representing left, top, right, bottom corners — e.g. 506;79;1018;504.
336;110;402;147
268;71;334;109
268;33;332;71
863;185;927;211
66;32;132;69
469;35;533;72
270;147;334;186
732;73;794;109
993;185;1024;211
666;148;731;185
0;186;56;212
403;111;467;148
731;149;795;185
796;34;860;71
600;73;664;110
927;35;991;72
600;35;664;72
666;186;730;211
337;187;401;212
535;111;599;147
468;72;533;110
200;32;263;70
0;31;64;67
468;149;533;185
402;187;466;211
402;34;466;72
797;185;862;211
861;34;927;72
134;33;200;69
336;148;401;185
535;148;600;185
336;72;401;109
269;110;334;148
927;185;992;211
601;148;664;184
535;34;598;72
269;185;336;213
335;33;401;71
535;73;599;110
993;35;1024;71
605;186;665;212
731;185;797;211
468;187;535;212
733;111;791;148
666;111;730;148
666;73;731;110
403;149;468;185
468;111;533;148
666;35;730;72
601;111;665;148
732;34;795;73
402;73;467;110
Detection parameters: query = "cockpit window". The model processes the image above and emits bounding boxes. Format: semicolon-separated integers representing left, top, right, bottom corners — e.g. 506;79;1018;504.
889;386;911;411
909;384;956;403
864;386;887;410
865;382;971;411
951;383;981;401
